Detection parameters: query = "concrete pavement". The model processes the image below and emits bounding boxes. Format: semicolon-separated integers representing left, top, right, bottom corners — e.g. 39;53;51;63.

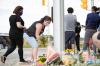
0;48;46;66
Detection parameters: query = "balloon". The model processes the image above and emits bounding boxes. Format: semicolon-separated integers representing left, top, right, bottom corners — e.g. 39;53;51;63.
92;31;100;48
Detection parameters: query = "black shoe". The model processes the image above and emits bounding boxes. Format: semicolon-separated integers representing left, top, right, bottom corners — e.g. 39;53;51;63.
1;56;6;63
20;59;28;63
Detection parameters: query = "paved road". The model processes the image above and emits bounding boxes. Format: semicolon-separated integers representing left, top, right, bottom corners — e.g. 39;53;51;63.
0;48;46;66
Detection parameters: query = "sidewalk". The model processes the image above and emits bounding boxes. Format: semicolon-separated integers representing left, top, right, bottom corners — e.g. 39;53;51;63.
0;48;46;66
0;48;100;66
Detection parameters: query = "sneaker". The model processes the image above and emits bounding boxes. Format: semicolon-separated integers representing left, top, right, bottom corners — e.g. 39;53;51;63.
31;62;37;66
20;59;28;63
1;56;6;63
78;50;83;55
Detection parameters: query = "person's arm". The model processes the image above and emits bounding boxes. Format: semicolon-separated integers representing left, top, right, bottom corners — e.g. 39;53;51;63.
16;22;26;29
86;14;89;26
35;23;43;40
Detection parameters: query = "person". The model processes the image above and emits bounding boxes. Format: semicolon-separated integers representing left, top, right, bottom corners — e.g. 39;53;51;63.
1;6;27;63
24;16;52;65
96;7;100;54
83;6;100;54
64;7;77;50
75;21;81;52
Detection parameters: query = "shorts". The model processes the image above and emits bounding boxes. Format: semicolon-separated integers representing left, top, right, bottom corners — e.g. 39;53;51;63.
23;33;38;48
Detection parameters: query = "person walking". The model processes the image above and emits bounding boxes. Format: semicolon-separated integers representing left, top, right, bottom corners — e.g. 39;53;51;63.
1;6;27;63
24;16;52;65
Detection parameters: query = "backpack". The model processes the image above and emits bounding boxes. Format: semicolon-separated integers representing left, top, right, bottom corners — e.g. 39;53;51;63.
75;22;81;34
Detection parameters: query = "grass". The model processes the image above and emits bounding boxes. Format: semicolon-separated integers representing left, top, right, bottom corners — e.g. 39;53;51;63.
23;39;31;48
23;40;84;48
23;39;48;48
23;42;31;48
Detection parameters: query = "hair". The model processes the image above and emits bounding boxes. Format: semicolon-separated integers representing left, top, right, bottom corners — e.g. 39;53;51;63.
13;6;23;15
92;6;98;12
67;7;74;13
39;16;52;23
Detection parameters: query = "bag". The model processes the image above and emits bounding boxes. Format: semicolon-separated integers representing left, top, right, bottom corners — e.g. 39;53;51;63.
75;22;81;33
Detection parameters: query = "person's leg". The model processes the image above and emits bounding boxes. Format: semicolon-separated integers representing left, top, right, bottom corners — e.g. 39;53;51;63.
32;48;38;62
93;44;96;54
17;39;25;62
83;29;97;53
65;31;71;49
83;30;91;51
1;38;16;63
3;38;16;57
75;35;80;51
23;33;38;62
68;41;72;49
70;31;75;49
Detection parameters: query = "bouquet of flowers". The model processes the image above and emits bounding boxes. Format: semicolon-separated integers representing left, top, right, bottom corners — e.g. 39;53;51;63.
62;54;77;66
62;49;77;66
65;49;74;54
37;54;46;66
79;51;96;64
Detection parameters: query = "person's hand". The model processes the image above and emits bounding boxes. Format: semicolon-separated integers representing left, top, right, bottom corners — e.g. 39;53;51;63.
23;26;27;31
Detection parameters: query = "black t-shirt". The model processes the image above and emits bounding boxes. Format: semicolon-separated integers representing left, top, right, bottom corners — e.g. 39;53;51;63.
26;21;45;38
75;22;81;34
9;15;24;39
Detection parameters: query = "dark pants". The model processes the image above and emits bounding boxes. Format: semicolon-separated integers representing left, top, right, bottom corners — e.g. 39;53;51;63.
65;31;75;49
83;29;97;53
3;37;24;60
75;34;80;51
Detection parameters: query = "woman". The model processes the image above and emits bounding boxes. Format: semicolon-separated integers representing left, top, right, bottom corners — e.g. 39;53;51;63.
1;6;26;63
83;6;100;54
24;16;52;65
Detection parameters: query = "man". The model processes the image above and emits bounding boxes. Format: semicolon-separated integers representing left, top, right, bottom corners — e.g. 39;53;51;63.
64;7;77;50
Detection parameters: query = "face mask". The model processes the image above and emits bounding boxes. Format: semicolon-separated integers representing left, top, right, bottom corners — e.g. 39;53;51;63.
18;11;23;16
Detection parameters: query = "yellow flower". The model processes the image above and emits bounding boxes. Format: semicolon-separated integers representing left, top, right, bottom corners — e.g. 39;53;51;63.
38;60;44;64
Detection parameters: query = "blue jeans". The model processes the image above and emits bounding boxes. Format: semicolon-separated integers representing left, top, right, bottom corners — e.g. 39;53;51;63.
83;29;97;53
65;31;75;49
83;43;96;53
